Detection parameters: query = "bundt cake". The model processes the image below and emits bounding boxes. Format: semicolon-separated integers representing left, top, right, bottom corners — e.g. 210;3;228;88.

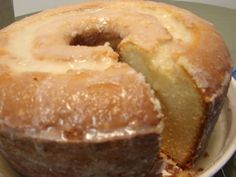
0;0;231;176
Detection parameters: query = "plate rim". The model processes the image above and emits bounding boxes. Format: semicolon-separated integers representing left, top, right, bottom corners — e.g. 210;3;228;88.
199;78;236;177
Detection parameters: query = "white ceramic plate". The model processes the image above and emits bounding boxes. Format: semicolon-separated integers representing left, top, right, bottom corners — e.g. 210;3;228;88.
0;79;235;177
194;78;236;177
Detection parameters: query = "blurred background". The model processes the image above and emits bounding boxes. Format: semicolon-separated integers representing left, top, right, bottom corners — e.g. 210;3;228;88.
12;0;236;16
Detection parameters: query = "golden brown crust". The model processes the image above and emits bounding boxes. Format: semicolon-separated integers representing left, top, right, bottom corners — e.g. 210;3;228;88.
0;0;232;175
0;130;162;177
0;64;162;141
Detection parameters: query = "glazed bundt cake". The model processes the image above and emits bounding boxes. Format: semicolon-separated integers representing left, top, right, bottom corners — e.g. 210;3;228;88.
0;0;231;177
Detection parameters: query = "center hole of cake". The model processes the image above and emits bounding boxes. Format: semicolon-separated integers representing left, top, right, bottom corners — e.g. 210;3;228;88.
70;31;122;51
